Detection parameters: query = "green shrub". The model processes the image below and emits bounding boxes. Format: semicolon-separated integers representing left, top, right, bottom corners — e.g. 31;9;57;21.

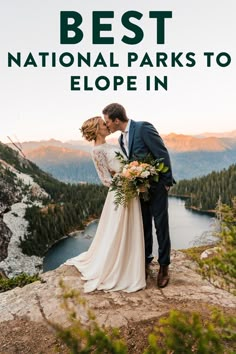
144;309;236;354
184;198;236;295
50;281;127;354
0;273;41;292
200;198;236;294
49;283;236;354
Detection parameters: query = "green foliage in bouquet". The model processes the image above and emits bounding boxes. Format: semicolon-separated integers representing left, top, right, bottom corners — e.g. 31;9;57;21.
110;152;169;208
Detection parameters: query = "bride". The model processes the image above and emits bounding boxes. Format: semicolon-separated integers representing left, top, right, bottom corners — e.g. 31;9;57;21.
65;116;146;293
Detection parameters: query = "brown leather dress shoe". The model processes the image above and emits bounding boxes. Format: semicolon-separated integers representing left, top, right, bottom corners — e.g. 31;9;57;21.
157;265;170;288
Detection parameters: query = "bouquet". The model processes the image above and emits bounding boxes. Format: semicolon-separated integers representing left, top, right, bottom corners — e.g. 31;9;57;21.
110;152;169;208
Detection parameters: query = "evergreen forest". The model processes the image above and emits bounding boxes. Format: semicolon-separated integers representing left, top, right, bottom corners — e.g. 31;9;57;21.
171;164;236;211
20;183;107;256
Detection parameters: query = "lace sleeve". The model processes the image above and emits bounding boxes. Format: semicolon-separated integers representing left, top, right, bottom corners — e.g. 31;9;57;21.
92;149;112;187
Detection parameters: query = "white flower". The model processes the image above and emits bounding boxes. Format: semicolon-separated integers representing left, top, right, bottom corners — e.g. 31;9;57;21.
136;166;143;173
140;171;150;178
149;166;156;174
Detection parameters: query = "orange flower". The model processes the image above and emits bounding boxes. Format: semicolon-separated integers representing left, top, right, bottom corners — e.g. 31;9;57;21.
123;170;133;179
140;163;150;168
129;161;139;167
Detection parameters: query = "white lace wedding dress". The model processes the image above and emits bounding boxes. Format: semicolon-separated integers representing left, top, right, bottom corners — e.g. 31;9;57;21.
65;143;146;293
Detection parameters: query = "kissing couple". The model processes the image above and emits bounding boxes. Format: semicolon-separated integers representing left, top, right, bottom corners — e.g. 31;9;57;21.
65;103;175;293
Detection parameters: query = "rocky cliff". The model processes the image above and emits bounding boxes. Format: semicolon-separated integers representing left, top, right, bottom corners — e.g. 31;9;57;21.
0;148;48;277
0;218;12;262
0;141;108;278
0;251;235;353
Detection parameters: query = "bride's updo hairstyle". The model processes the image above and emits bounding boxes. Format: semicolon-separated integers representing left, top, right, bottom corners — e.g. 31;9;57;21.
80;116;101;142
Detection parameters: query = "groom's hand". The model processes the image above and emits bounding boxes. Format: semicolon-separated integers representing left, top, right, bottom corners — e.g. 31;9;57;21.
138;185;148;193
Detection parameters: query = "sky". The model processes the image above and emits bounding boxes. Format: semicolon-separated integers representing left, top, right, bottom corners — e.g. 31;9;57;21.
0;0;235;143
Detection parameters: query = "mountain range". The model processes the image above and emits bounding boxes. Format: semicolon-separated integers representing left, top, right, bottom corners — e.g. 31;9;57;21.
7;131;236;183
195;130;236;138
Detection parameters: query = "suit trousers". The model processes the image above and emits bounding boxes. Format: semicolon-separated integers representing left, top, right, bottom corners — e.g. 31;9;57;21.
140;181;171;266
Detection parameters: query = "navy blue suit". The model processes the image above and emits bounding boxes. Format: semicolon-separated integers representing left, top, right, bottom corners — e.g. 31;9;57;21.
118;120;175;265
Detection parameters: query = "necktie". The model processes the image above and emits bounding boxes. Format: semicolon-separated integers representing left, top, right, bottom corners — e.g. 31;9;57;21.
122;131;129;155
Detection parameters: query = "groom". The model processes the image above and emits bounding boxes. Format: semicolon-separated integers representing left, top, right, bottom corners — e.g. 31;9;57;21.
103;103;175;288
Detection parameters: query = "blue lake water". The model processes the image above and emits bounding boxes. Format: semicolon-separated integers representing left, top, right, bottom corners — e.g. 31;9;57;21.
43;197;216;272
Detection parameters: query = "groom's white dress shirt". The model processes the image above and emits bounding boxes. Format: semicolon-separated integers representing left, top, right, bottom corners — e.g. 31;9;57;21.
122;119;131;155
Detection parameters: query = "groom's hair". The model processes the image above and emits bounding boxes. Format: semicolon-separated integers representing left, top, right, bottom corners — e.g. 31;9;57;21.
102;103;128;122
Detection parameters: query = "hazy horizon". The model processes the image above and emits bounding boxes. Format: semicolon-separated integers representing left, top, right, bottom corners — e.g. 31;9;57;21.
3;128;236;145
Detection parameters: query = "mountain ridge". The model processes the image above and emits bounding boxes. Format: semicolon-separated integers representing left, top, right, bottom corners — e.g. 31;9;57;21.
5;130;236;183
195;129;236;138
8;131;236;154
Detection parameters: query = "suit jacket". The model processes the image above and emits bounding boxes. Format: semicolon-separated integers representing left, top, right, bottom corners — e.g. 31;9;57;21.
118;120;175;186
